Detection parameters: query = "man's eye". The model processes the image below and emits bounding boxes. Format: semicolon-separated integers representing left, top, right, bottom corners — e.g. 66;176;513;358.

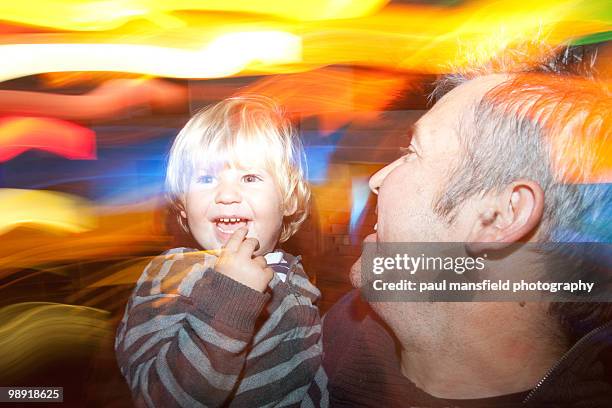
196;175;215;184
399;145;416;159
242;174;262;183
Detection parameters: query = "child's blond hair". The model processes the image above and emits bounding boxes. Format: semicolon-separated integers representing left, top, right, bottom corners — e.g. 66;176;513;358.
166;95;310;243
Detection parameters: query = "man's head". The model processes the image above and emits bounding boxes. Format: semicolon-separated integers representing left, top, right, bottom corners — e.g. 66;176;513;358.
368;73;545;246
363;46;611;348
165;95;310;255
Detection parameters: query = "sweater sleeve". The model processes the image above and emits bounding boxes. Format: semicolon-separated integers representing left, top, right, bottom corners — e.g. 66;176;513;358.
115;249;270;407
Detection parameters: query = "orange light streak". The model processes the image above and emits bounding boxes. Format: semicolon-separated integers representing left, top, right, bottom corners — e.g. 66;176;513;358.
0;79;186;120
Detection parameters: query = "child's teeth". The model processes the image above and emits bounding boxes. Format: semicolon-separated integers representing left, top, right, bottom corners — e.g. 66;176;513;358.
216;217;249;224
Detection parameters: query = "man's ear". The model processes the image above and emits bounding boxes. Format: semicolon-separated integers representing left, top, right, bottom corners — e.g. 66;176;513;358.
466;180;544;253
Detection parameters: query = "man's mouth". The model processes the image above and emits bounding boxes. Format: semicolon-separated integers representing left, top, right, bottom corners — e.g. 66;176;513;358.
364;232;377;243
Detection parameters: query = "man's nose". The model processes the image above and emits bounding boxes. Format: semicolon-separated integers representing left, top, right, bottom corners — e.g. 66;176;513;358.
368;160;398;194
214;181;242;204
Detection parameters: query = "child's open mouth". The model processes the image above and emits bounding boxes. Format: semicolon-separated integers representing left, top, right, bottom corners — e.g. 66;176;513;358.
212;216;251;242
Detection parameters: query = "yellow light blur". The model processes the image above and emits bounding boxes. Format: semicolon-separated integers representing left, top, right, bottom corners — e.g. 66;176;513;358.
300;0;612;73
0;31;301;82
0;197;169;274
0;0;388;31
0;1;608;81
0;189;97;235
0;302;110;380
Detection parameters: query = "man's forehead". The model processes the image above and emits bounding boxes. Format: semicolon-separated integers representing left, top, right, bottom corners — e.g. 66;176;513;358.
441;73;511;106
416;74;511;134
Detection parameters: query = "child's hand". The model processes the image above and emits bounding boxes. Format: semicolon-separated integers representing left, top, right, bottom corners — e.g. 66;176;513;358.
214;227;274;292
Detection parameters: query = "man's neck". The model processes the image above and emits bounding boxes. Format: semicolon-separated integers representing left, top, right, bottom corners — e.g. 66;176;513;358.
397;304;566;400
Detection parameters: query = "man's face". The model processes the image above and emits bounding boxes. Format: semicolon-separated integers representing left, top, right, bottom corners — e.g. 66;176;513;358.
367;102;464;244
369;74;508;245
354;75;508;342
181;163;285;256
349;91;467;287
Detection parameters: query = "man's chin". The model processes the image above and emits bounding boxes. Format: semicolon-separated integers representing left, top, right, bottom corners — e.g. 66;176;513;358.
349;256;363;288
350;233;377;288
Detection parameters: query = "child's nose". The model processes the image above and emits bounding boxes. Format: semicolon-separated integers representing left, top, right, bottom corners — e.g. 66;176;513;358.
214;182;242;204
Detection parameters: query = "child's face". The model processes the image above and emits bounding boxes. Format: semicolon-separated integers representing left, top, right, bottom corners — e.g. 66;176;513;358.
181;163;288;256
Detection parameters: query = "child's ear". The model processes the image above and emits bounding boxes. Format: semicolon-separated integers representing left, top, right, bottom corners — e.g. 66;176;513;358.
466;180;544;253
177;198;187;219
176;200;190;233
283;197;298;217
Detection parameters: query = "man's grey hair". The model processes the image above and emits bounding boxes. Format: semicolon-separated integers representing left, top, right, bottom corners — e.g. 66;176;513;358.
430;44;609;242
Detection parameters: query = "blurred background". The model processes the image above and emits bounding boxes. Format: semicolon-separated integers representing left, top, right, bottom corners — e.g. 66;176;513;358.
0;0;611;406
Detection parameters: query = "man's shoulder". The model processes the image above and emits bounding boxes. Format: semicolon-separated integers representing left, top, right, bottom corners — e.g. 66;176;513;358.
322;290;410;406
324;290;371;326
321;290;373;376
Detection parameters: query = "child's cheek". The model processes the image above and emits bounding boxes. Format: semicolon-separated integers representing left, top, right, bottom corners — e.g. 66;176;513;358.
245;227;256;239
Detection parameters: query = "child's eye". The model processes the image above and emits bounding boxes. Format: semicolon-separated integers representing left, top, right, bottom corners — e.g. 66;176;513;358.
242;174;262;183
196;175;215;184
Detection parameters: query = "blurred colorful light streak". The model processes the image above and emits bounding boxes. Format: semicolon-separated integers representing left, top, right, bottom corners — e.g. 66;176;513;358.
243;67;409;135
0;302;110;380
0;79;186;120
0;198;168;272
555;184;612;243
349;176;372;242
0;189;97;235
0;0;388;31
0;116;95;161
299;2;612;73
0;1;607;82
0;31;301;82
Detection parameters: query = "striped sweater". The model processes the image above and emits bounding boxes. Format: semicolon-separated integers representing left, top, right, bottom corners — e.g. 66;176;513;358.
115;248;328;407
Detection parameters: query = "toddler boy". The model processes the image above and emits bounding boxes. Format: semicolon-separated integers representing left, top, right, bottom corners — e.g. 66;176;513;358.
115;96;327;407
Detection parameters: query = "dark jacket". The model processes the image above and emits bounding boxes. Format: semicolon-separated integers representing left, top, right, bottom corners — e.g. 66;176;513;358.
322;290;612;407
